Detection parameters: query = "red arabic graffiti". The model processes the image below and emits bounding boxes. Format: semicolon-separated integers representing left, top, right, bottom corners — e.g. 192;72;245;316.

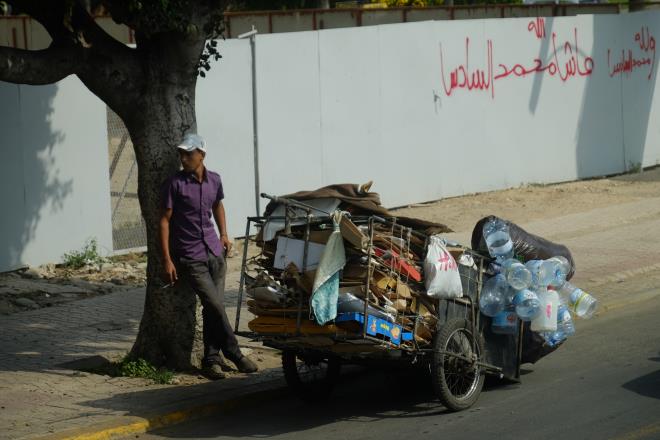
496;29;593;82
528;17;546;40
439;38;494;99
440;28;594;99
608;26;656;80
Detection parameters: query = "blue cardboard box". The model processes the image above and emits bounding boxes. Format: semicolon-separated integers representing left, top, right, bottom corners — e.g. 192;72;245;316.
336;312;412;345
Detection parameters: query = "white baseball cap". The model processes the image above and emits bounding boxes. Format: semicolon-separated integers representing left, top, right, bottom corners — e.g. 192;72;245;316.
177;134;207;153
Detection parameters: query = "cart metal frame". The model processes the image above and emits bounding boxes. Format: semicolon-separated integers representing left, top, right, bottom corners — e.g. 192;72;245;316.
233;196;524;409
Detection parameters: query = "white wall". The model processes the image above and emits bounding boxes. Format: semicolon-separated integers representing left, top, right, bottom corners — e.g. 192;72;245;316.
244;12;660;208
0;77;111;271
621;11;660;169
196;38;257;239
1;11;659;272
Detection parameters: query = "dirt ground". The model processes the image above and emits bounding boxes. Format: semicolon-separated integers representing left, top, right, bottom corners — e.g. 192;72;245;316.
390;167;660;234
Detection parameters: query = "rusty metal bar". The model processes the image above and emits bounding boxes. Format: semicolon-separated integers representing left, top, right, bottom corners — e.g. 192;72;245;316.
234;218;253;333
296;211;313;335
362;217;375;338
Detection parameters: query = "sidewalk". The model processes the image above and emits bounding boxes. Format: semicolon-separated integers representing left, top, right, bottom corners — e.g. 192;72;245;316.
2;198;660;440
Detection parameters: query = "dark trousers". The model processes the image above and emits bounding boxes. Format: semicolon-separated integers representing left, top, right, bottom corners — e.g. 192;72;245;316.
177;252;242;366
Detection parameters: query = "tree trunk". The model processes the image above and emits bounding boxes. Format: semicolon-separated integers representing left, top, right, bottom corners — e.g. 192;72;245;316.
0;4;219;370
124;34;208;370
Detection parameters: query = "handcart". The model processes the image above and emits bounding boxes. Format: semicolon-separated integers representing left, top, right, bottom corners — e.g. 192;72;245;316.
234;194;524;411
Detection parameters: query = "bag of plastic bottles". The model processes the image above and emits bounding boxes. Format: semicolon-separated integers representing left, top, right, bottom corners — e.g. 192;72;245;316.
471;216;576;281
424;236;463;299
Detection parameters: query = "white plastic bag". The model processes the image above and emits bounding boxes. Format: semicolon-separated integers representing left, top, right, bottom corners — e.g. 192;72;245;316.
424;236;463;299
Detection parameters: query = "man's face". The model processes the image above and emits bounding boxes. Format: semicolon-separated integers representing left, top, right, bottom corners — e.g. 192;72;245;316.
178;149;204;172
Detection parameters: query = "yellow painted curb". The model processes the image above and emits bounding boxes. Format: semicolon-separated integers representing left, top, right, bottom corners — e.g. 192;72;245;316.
32;387;286;440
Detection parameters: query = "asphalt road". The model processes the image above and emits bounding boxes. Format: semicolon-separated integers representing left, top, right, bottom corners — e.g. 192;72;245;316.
139;296;660;440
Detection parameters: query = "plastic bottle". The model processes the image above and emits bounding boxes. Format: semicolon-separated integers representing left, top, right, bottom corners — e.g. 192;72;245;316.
547;256;571;287
558;281;598;319
479;274;508;317
531;288;559;332
512;288;541;321
482;218;514;262
525;259;559;289
491;309;519;334
541;304;575;347
557;304;576;336
501;258;532;290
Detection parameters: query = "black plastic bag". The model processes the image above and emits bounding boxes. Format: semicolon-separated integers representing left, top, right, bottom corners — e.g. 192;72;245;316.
520;321;563;364
471;215;575;281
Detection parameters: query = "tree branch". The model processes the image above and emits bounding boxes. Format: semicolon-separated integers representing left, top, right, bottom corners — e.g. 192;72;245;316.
0;45;79;85
2;1;146;118
69;1;135;54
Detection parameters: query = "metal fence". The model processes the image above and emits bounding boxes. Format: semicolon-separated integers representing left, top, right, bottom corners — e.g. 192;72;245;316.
107;107;147;251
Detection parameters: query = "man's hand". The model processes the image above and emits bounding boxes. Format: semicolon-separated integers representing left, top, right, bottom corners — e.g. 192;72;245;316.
222;235;232;256
162;258;178;286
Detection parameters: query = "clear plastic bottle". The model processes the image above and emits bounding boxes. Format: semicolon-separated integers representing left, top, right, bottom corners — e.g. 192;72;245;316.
531;288;559;332
525;259;560;289
479;274;508;317
557;304;576;336
547;256;570;287
501;258;532;290
482;218;514;262
541;304;575;347
558;281;598;319
512;288;541;321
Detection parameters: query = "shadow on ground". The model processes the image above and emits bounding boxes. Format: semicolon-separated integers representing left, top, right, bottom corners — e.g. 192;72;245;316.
622;353;660;400
78;368;521;438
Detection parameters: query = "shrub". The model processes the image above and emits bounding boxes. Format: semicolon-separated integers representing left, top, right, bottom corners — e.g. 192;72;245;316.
62;238;106;268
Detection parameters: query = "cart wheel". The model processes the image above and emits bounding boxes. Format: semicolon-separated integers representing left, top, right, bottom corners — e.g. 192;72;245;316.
282;350;341;402
431;318;485;411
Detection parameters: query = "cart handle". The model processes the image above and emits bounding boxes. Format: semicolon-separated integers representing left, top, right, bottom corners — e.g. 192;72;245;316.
260;192;333;216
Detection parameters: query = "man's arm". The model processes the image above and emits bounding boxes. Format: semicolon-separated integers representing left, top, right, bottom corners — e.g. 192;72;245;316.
212;201;232;255
159;208;177;285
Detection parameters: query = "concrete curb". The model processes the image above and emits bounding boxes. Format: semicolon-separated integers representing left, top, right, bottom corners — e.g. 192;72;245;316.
30;378;289;440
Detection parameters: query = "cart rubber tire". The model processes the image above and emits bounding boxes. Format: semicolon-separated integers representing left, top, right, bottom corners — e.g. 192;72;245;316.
431;318;485;412
282;350;341;402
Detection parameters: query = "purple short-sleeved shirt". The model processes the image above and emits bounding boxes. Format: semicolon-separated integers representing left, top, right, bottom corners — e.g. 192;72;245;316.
161;169;225;261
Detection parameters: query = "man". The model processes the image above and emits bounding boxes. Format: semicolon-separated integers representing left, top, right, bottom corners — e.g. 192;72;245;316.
160;133;258;380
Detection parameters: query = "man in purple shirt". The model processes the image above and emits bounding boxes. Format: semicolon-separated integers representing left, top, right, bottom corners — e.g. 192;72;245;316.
160;133;258;380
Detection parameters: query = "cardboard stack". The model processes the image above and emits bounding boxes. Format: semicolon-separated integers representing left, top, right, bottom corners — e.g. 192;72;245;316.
244;191;465;348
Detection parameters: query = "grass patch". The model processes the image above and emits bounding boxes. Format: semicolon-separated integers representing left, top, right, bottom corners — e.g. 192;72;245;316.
83;355;174;385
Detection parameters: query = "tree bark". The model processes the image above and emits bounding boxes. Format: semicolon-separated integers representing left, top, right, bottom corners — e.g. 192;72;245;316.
124;33;209;369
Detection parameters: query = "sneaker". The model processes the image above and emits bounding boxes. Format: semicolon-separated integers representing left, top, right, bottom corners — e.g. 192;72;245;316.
202;363;226;380
233;356;258;374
